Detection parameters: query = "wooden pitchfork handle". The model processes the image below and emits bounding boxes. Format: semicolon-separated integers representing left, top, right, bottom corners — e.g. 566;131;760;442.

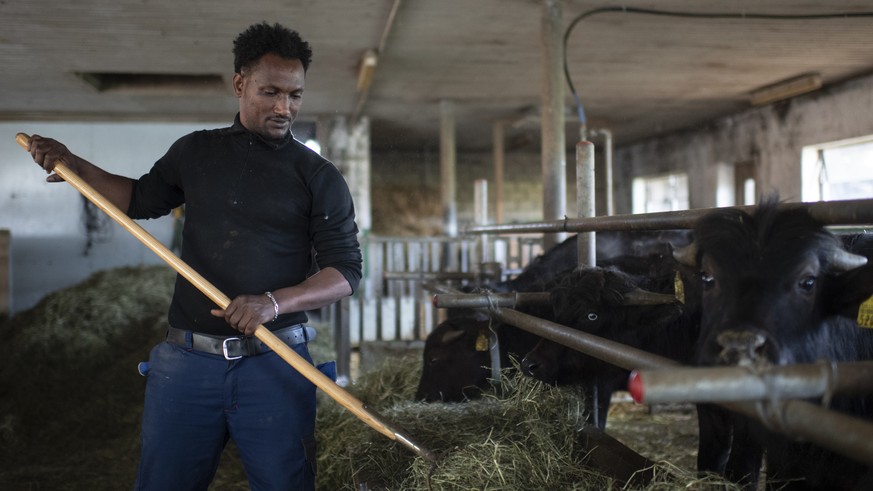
16;132;437;463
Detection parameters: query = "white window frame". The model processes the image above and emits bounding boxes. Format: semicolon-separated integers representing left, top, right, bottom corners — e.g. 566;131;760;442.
632;172;690;214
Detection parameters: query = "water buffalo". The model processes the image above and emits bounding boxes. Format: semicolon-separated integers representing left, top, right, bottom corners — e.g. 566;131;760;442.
415;231;692;403
679;200;873;489
413;236;577;402
519;251;700;428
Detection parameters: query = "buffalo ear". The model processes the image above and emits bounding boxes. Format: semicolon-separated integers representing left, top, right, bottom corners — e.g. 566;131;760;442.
438;327;466;345
823;263;873;319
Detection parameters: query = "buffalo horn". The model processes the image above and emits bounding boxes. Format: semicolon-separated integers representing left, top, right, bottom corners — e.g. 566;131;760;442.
672;242;698;267
622;288;678;305
827;248;868;271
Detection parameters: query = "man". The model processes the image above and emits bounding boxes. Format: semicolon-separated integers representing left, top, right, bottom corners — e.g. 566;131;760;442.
26;22;362;490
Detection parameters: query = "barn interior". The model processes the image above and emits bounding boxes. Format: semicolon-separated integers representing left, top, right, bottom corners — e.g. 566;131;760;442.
2;0;873;489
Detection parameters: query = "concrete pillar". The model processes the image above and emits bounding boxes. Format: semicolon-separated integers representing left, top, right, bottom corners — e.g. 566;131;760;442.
317;115;347;171
348;118;372;232
492;121;506;224
440;100;458;237
540;0;567;250
317;116;371;233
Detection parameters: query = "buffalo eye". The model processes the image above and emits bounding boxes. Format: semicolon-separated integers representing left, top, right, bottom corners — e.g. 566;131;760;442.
587;312;598;321
700;271;715;291
798;275;816;292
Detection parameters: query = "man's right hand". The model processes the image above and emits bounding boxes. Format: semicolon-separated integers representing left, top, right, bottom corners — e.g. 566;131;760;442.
27;134;80;182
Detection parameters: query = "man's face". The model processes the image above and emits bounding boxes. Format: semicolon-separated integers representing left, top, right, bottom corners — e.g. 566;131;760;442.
233;53;305;140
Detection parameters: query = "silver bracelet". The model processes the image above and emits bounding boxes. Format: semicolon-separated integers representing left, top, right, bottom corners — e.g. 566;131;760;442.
264;291;279;321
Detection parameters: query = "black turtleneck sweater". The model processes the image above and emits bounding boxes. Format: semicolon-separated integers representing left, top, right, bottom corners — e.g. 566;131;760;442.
127;115;362;336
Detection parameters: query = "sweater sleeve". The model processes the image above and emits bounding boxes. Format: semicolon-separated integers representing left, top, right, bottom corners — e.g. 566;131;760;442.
127;137;186;219
308;162;363;294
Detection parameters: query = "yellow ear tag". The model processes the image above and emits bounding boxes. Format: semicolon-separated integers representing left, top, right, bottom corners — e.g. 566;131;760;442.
674;270;686;304
857;295;873;328
475;331;489;352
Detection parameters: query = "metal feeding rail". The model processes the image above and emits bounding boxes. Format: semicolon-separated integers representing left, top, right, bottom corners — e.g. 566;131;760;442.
430;299;873;467
430;197;873;468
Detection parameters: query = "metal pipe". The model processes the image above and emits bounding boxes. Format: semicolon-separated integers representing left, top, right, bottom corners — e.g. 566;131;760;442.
492;307;679;370
489;329;502;385
722;399;873;467
383;271;476;281
540;0;567;251
576;140;596;268
629;361;873;404
434;292;551;309
489;305;873;466
463;198;873;235
474;179;490;263
589;128;614;216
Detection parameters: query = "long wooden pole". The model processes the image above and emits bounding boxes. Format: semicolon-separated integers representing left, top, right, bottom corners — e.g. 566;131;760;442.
15;132;436;463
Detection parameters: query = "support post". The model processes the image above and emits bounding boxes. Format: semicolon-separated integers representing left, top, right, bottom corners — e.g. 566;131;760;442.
540;0;567;250
576;141;596;267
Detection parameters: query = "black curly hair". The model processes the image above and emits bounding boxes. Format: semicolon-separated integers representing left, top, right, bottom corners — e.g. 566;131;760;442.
233;22;313;74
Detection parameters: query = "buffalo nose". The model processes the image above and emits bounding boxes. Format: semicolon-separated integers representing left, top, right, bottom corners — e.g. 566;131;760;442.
716;329;767;366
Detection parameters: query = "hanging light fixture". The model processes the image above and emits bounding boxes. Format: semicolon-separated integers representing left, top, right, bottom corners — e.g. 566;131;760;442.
356;49;379;92
749;72;823;106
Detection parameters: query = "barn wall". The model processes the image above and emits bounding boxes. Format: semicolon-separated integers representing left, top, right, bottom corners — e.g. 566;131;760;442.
369;148;582;235
613;71;873;214
0;121;224;314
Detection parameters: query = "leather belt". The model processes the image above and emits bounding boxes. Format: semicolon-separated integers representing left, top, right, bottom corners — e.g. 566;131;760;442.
166;324;316;360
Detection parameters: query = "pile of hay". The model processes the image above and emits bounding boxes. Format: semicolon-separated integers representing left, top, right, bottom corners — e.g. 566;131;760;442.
315;355;735;490
0;265;176;488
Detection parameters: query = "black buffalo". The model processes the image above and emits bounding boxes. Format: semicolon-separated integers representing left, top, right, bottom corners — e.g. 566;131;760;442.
680;200;873;489
415;231;692;403
520;251;700;428
414;236;579;402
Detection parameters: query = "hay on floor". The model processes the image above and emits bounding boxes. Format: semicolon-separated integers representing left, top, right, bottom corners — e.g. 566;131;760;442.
315;355;739;490
0;265;176;489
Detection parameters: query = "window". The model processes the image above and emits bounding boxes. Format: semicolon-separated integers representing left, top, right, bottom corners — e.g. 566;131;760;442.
802;137;873;202
632;172;689;213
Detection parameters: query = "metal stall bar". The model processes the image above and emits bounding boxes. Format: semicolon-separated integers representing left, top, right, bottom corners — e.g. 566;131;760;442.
435;292;551;309
463;198;873;234
481;305;873;467
628;361;873;404
383;271;479;281
489;305;680;370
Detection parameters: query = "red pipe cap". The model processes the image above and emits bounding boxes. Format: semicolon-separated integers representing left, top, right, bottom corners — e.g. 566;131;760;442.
628;369;644;404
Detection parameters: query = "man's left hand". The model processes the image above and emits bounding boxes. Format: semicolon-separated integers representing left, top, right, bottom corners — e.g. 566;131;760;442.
211;294;275;335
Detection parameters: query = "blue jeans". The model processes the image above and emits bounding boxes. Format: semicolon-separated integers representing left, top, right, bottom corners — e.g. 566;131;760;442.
134;338;326;490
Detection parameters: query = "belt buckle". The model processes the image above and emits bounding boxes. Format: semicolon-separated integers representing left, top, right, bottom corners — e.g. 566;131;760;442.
222;337;244;360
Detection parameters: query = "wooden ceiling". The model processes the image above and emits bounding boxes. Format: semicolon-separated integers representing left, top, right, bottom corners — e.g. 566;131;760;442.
2;0;873;151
